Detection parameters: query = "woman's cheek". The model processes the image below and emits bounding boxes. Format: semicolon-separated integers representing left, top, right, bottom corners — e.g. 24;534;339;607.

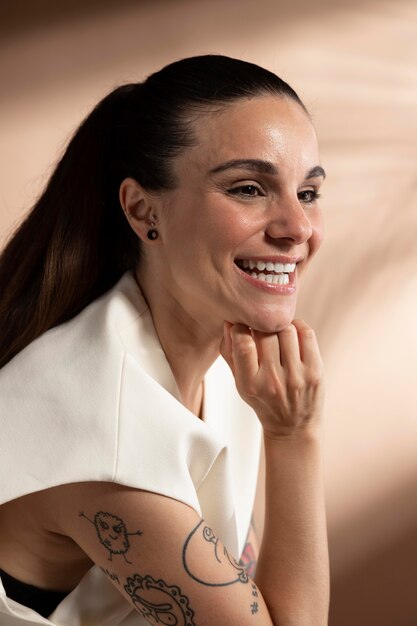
309;208;324;257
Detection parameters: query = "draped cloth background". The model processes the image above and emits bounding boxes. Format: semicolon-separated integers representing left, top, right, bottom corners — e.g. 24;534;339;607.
0;1;416;623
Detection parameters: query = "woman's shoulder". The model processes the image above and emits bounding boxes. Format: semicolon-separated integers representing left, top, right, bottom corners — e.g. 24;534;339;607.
0;272;145;391
0;273;148;502
0;271;229;513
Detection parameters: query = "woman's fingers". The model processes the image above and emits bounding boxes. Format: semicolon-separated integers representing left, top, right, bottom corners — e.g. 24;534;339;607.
276;324;302;381
223;321;322;378
291;319;323;376
229;324;259;392
274;321;323;382
219;321;234;375
251;330;281;369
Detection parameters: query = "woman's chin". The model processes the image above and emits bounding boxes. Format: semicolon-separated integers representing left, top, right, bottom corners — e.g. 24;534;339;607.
232;308;296;334
249;320;293;334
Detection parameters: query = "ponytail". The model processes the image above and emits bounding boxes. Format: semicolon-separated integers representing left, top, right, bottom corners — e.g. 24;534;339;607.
0;85;139;368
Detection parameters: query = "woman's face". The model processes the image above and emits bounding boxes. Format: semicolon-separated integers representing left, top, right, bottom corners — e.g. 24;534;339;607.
153;95;325;333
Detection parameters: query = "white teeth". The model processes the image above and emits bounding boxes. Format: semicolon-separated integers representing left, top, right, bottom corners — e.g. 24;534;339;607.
248;272;289;285
240;260;296;273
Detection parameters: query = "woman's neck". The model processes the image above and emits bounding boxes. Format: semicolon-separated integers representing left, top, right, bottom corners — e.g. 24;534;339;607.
135;271;222;416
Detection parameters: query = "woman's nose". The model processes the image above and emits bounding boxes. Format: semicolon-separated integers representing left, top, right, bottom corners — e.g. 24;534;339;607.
265;194;313;243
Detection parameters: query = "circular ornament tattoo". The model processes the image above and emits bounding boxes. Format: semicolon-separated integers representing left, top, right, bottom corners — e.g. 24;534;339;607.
124;573;196;626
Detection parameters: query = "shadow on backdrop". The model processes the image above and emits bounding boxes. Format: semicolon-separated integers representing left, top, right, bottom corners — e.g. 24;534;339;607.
329;472;417;626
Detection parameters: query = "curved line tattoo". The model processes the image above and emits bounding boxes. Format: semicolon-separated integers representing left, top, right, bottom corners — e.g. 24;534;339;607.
182;520;249;587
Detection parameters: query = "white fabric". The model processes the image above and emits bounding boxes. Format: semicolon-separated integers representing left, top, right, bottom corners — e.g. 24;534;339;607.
0;272;262;625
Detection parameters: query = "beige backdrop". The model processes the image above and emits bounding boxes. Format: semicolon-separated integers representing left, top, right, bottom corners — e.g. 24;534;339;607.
1;1;416;624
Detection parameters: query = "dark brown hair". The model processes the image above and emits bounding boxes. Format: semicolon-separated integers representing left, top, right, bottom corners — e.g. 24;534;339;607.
0;54;306;368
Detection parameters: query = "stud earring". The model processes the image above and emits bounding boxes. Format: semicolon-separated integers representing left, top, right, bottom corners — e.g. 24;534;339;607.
147;214;158;240
147;229;158;240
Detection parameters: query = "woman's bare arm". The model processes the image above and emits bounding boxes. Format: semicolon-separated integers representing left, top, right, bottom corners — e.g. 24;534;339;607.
49;482;274;626
256;432;328;625
221;320;329;626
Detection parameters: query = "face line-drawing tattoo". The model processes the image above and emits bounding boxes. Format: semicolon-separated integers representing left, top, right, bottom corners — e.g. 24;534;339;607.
182;520;249;587
80;511;143;564
124;572;196;626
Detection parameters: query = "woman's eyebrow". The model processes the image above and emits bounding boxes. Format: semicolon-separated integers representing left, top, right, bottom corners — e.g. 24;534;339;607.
305;165;326;180
209;159;278;175
209;159;326;180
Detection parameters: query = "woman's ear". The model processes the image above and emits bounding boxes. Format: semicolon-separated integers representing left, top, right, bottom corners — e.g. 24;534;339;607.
119;177;160;244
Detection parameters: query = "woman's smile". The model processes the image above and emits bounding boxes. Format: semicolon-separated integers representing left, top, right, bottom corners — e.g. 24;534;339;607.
233;257;298;293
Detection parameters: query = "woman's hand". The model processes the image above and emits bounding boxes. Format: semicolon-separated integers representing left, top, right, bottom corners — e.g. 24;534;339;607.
220;320;325;439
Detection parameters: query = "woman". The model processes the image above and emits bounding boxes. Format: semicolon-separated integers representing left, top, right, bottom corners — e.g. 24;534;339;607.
0;55;329;625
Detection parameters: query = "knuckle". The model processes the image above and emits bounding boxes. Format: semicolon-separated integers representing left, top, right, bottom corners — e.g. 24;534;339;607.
231;332;254;351
234;341;254;358
292;319;315;336
300;327;316;340
286;374;304;391
306;373;322;387
279;326;295;337
305;363;323;386
264;376;282;399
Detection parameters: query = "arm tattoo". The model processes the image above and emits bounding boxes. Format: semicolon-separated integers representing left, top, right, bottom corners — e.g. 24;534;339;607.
239;541;257;578
124;572;196;626
182;520;249;586
100;567;120;585
250;583;259;615
79;511;142;564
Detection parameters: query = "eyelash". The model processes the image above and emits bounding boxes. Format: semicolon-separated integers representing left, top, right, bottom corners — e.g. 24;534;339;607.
227;184;264;198
298;190;321;204
227;185;321;204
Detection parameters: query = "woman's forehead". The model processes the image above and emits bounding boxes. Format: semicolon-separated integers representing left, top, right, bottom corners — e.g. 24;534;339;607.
180;96;319;175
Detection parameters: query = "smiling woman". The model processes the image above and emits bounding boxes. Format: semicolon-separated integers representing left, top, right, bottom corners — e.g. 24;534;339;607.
0;55;329;626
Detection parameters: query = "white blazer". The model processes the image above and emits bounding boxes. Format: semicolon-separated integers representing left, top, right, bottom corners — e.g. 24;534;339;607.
0;272;262;625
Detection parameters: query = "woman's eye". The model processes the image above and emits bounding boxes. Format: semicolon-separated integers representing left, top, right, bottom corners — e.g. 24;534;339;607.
228;185;263;197
298;189;321;204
